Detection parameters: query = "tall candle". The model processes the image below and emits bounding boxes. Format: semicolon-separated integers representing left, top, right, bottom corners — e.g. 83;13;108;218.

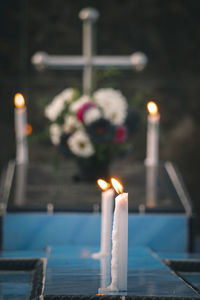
14;163;28;206
146;164;158;208
108;178;128;292
99;256;111;291
92;179;114;258
145;101;160;167
14;93;28;164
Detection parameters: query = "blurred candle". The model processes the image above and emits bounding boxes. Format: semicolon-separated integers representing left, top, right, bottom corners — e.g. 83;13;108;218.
14;93;28;164
92;179;114;258
109;178;128;292
146;164;158;208
145;101;160;166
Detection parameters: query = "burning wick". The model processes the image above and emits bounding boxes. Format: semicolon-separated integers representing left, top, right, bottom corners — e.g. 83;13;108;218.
147;101;158;116
14;93;25;109
97;179;111;191
111;177;123;194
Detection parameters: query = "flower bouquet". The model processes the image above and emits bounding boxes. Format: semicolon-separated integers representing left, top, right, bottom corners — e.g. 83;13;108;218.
45;88;140;181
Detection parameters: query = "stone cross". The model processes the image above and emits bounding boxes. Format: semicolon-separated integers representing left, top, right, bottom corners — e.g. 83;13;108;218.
31;8;148;95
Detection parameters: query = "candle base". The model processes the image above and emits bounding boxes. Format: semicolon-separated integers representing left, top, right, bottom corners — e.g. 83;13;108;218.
98;286;127;294
91;251;110;259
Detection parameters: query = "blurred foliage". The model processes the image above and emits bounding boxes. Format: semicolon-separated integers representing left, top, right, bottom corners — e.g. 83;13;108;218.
93;68;122;90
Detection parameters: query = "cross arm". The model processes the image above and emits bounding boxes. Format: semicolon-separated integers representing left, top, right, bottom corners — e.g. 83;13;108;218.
31;51;148;71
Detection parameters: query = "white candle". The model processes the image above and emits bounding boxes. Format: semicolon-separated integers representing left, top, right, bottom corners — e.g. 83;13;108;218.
14;163;28;206
14;93;28;164
145;101;160;167
92;179;114;258
108;178;128;292
146;165;158;208
99;256;111;291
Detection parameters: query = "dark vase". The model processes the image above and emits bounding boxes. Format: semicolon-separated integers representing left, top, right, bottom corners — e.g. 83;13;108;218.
73;156;110;182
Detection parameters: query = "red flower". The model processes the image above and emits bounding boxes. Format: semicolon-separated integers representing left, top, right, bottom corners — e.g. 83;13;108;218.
114;126;127;143
77;102;96;122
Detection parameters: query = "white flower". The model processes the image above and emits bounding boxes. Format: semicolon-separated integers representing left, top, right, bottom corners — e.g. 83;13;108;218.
45;88;75;121
69;95;91;113
49;123;61;145
83;107;102;125
93;88;128;125
67;129;95;157
63;115;82;133
59;88;75;104
45;97;63;121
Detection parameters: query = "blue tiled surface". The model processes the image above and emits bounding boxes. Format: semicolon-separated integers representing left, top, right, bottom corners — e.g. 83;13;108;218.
44;246;200;297
0;250;47;258
0;246;199;298
157;252;200;260
0;250;47;299
3;212;187;252
0;271;32;300
181;273;200;291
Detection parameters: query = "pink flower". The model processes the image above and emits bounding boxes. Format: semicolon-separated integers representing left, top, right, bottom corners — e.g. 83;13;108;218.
76;102;96;122
114;126;127;143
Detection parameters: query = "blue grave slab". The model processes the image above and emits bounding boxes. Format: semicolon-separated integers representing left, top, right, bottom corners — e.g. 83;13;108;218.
181;273;200;291
43;246;200;298
157;251;200;260
0;271;32;300
0;246;199;298
0;257;45;300
0;249;47;258
3;212;187;252
1;161;194;253
163;258;200;296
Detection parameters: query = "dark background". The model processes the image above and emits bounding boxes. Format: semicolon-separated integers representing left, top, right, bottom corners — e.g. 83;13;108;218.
0;0;200;229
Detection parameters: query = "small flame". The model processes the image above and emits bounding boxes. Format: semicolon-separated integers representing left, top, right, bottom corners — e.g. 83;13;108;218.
111;178;123;194
97;179;110;191
26;124;32;135
147;101;158;115
14;93;25;108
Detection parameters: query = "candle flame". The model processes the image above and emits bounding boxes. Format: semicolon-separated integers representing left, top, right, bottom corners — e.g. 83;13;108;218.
147;101;158;115
97;179;110;191
14;93;25;108
111;178;123;194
